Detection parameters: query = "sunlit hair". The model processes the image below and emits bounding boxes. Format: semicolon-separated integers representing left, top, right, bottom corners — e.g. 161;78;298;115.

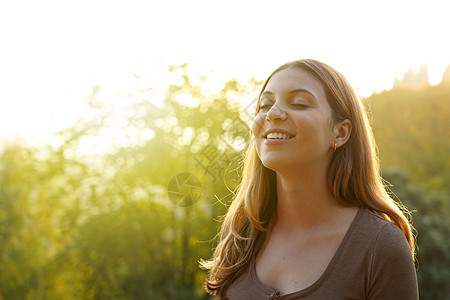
200;59;415;299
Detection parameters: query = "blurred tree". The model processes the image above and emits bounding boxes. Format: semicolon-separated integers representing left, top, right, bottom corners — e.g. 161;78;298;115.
88;63;259;298
0;140;91;299
383;168;450;300
367;81;450;191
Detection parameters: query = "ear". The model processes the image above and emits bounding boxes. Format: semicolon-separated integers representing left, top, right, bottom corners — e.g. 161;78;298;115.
332;119;352;149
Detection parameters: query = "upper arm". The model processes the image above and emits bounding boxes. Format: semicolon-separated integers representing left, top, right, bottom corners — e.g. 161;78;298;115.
367;223;419;300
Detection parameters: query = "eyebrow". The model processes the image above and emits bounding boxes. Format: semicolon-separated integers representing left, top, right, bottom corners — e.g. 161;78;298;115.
261;88;316;99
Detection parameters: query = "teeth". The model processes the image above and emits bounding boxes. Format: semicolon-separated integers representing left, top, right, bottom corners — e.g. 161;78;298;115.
266;132;291;139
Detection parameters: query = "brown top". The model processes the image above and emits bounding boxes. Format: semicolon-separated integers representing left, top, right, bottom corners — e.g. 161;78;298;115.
226;208;418;299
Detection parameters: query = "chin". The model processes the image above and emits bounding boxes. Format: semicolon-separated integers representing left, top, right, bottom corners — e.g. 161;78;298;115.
260;157;290;173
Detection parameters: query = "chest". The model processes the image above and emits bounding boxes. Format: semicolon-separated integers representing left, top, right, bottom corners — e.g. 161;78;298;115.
255;230;345;295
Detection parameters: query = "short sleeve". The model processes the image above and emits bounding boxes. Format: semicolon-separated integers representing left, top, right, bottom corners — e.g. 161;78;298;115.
367;222;419;300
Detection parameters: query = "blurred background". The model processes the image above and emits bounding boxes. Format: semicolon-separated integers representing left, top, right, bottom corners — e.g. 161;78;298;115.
0;1;449;299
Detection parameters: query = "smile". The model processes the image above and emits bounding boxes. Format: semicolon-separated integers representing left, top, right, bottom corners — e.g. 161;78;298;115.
262;129;295;145
265;132;293;140
263;129;295;140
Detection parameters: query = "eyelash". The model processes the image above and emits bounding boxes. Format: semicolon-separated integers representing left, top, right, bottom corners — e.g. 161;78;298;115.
291;104;308;109
258;103;308;112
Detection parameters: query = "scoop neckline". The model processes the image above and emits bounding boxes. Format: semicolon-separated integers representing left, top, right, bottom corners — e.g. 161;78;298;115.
250;207;364;299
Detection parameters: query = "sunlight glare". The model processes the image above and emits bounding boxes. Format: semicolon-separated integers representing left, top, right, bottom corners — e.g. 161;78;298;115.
176;93;199;107
1;0;449;154
147;88;166;108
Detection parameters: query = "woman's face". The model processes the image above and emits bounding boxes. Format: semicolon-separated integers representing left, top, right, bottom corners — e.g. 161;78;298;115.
251;67;336;173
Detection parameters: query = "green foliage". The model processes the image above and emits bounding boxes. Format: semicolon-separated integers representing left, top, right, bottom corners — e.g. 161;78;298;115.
368;82;450;191
0;64;258;299
383;169;450;300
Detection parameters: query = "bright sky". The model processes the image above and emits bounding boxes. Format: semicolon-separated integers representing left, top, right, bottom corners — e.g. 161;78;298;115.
1;0;449;148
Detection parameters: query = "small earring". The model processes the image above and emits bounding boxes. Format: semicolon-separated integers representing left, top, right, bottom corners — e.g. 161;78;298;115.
334;142;337;151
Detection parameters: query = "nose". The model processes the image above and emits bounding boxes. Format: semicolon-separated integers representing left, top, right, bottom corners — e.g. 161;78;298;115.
265;103;286;122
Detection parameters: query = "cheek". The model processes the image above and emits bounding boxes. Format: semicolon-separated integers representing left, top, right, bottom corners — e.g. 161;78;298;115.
251;116;264;160
251;114;265;137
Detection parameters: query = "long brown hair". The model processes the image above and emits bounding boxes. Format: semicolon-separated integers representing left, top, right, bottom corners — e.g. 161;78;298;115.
200;59;415;299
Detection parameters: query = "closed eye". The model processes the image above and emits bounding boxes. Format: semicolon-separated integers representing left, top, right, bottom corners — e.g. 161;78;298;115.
259;104;272;111
292;104;308;109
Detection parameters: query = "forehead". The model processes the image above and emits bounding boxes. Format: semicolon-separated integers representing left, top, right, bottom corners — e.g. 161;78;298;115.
264;67;327;101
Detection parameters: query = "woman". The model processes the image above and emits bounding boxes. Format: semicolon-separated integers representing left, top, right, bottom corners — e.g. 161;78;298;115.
201;59;418;299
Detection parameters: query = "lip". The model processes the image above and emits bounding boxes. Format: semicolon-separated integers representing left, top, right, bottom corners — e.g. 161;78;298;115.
261;128;295;145
262;128;296;139
264;138;292;145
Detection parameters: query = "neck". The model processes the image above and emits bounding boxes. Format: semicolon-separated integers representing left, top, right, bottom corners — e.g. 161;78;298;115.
273;167;342;230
